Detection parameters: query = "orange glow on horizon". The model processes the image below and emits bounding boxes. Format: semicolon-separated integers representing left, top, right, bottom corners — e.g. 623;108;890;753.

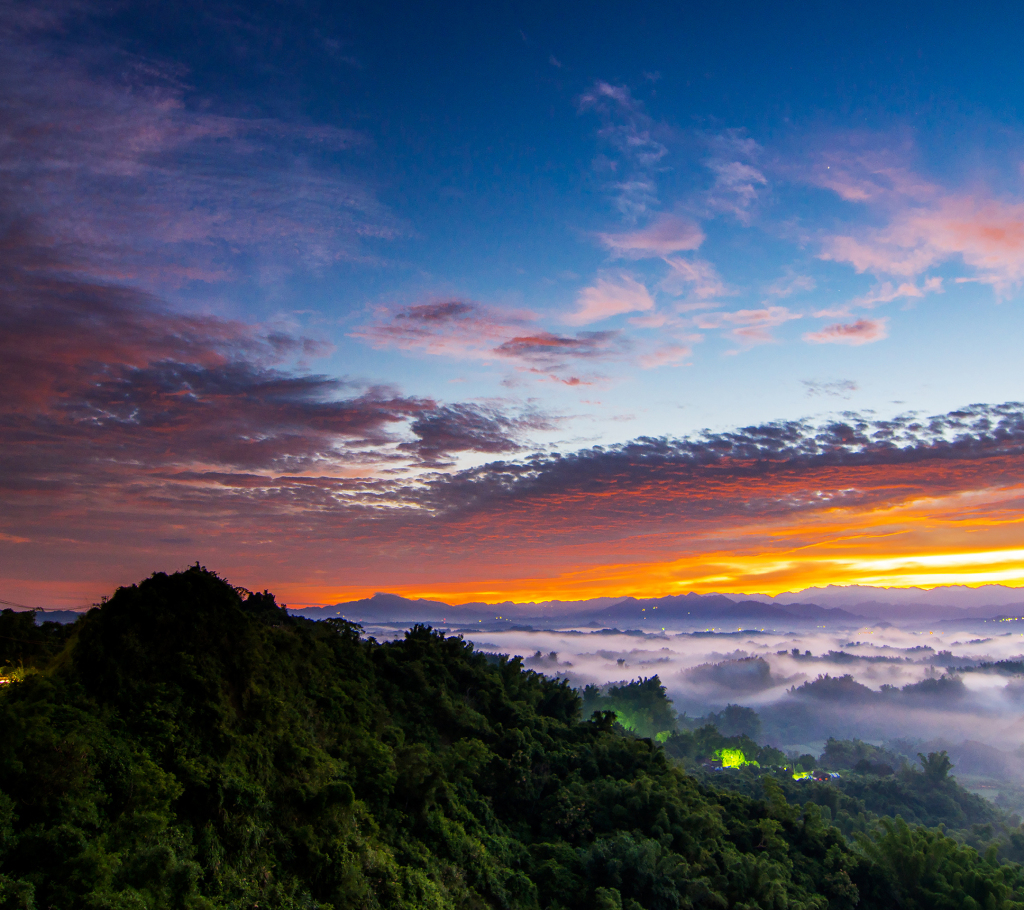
275;552;1024;608
10;456;1024;612
270;484;1024;606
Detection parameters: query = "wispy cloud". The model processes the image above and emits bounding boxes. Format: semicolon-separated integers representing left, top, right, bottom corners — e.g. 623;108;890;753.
704;131;768;224
566;274;655;325
807;148;935;204
0;227;564;514
579;81;669;218
811;278;943;320
0;12;394;294
852;277;943;309
814;151;1024;295
356;299;630;378
639;343;693;368
802;379;859;399
661;257;729;299
353;300;533;359
694;306;800;349
597;214;704;258
804;317;889;345
494;331;624;367
764;272;816;300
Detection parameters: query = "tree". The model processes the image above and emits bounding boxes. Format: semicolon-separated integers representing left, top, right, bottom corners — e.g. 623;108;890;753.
919;750;954;782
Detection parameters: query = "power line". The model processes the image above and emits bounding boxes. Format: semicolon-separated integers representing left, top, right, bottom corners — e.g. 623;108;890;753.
0;598;92;612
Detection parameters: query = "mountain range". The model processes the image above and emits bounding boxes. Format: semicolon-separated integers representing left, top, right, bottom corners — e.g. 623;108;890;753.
19;583;1024;627
289;590;866;628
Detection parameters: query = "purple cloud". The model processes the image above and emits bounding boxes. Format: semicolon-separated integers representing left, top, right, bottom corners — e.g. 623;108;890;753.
597;214;705;258
0;13;396;296
804;318;889;346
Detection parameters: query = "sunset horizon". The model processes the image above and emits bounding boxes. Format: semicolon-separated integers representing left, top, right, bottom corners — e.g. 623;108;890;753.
4;1;1024;613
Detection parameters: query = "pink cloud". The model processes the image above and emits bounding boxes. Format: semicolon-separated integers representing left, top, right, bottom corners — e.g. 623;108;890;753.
628;312;670;328
566;274;654;325
803;317;889;345
494;331;622;365
816;155;1024;293
841;277;944;310
639;343;692;368
355;299;628;380
819;235;938;277
694;306;800;347
597;214;705;258
708;160;767;211
660;257;728;298
808;151;936;204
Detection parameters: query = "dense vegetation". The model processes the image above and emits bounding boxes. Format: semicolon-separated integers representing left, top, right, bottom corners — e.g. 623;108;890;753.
3;568;1024;908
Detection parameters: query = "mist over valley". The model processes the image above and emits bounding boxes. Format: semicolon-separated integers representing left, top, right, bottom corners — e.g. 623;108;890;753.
292;586;1024;810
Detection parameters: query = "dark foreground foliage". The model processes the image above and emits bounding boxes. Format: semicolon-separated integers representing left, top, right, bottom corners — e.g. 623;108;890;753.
3;569;1024;909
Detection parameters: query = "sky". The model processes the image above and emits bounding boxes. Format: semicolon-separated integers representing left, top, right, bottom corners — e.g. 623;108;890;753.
3;0;1024;607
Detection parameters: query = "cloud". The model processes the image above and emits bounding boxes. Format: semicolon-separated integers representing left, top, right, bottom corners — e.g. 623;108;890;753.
353;299;532;359
814;152;1024;294
0;223;565;508
10;294;1024;606
355;299;628;377
694;306;800;348
579;81;669;217
764;272;816;299
803;317;888;346
710;161;767;204
597;214;704;258
850;278;943;309
661;257;729;299
494;331;623;367
820;235;936;279
806;147;937;204
567;274;655;325
802;379;859;399
0;13;393;293
811;278;943;320
399;404;552;466
403;404;1024;553
704;131;768;223
639;343;692;368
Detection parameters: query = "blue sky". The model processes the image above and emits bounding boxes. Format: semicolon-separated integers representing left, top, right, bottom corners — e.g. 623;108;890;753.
101;0;1024;441
4;0;1024;604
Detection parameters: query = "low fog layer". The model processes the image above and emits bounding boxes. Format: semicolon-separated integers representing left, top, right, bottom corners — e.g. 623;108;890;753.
355;619;1024;786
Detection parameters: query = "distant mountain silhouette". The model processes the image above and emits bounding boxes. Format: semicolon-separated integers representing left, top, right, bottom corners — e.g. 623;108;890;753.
289;585;1024;628
291;590;862;626
592;593;861;626
290;592;464;622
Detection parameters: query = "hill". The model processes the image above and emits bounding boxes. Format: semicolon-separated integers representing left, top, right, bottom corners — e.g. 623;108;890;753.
2;568;1024;908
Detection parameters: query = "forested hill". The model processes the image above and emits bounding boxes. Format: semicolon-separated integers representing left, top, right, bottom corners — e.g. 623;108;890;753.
2;569;1024;909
